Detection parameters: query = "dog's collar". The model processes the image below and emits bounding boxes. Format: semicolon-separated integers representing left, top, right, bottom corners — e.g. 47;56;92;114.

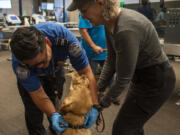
61;112;86;129
68;124;84;129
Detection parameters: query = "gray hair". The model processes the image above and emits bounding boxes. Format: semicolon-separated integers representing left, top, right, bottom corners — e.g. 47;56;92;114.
81;0;119;21
102;0;119;21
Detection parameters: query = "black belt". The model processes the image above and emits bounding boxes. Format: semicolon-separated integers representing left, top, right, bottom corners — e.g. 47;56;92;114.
132;61;171;83
68;124;84;129
136;61;171;73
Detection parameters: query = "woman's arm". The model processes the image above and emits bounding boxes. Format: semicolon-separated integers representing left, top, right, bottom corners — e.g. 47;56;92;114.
100;30;140;108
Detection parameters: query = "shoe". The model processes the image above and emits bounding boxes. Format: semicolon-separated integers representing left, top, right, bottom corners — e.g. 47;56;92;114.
49;127;57;135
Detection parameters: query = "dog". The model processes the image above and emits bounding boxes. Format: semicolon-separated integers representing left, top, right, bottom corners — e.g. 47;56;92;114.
60;71;93;135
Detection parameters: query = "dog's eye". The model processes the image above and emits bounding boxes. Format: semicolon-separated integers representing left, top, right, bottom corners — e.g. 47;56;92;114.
61;102;73;110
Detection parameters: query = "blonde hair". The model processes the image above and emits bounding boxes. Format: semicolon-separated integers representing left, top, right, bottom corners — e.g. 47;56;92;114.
102;0;119;21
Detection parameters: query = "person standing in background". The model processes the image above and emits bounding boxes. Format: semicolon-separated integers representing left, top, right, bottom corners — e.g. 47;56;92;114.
79;14;120;105
138;0;154;22
79;13;107;75
155;4;166;22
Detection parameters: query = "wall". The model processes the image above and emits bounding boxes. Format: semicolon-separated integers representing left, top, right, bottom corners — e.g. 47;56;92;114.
119;0;180;4
65;0;79;23
1;0;34;16
125;1;180;10
22;0;34;16
68;0;180;23
68;10;79;22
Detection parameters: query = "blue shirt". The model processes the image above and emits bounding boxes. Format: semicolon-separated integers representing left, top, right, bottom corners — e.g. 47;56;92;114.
138;6;154;21
12;22;89;92
78;14;107;60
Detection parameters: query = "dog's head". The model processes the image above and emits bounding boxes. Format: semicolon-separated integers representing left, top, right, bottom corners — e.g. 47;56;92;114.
60;75;93;115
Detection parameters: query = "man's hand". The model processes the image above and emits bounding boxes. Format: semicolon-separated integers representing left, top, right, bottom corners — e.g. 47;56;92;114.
92;45;104;54
83;107;99;128
50;112;68;134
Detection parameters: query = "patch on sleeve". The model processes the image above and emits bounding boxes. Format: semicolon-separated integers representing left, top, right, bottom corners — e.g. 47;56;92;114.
16;65;30;80
69;43;82;57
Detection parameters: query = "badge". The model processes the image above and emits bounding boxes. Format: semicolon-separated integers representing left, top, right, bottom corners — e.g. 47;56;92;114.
55;38;69;46
69;43;82;57
16;65;30;79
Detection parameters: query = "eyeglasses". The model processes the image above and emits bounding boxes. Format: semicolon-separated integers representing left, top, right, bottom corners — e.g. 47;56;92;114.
29;58;47;68
21;48;48;69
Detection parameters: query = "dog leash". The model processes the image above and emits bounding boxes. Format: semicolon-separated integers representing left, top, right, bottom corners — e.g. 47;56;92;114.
96;111;105;133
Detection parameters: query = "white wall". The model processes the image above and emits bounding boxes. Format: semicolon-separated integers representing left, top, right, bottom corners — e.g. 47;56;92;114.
68;10;79;22
124;0;139;4
150;0;180;2
119;0;180;4
22;0;33;16
65;0;79;23
1;0;33;16
54;0;71;8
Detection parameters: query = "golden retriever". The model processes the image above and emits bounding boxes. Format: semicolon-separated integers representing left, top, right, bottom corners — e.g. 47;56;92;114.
60;71;93;135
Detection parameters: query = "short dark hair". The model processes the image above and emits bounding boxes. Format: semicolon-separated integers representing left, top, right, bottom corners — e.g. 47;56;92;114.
10;27;46;61
142;0;148;6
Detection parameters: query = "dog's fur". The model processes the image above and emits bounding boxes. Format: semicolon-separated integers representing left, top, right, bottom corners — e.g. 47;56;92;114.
60;71;93;135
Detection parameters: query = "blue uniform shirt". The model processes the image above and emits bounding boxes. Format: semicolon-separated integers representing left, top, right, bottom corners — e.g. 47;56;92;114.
12;22;89;92
137;6;154;21
78;14;107;61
